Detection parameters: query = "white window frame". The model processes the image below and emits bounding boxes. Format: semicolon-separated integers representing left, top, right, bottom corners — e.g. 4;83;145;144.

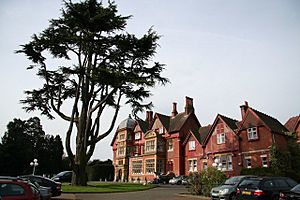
247;127;258;140
261;155;268;167
167;139;173;151
189;140;196;151
159;127;164;134
245;156;252;168
132;160;143;174
217;133;225;144
145;159;155;174
188;159;197;172
145;140;155;152
135;132;141;140
215;154;233;171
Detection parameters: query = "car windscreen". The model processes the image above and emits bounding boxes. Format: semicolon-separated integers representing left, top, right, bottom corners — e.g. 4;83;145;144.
291;184;300;193
224;176;243;185
238;179;260;188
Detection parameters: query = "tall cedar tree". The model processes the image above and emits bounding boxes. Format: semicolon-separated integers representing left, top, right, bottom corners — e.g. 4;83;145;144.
17;0;168;185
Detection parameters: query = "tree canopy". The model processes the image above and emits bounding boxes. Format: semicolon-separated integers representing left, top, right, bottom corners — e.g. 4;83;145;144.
0;117;64;176
17;0;168;185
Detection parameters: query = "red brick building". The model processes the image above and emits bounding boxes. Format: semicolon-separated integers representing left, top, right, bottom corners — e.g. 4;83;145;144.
202;114;239;177
111;97;200;182
111;99;291;182
237;102;289;170
285;115;300;142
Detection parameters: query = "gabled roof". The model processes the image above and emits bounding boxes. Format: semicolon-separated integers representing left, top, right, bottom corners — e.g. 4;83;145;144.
183;124;212;146
169;112;190;133
153;112;200;133
251;108;288;133
156;113;170;130
219;114;239;131
237;107;288;134
285;115;300;132
203;114;238;145
136;119;149;133
198;125;212;144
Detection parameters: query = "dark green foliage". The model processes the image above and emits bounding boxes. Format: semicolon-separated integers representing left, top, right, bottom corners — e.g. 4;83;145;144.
0;117;64;176
188;168;227;196
269;144;293;177
241;140;300;182
16;0;167;185
86;159;114;181
240;167;275;177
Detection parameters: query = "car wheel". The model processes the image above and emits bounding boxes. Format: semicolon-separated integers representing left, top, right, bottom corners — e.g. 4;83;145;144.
229;193;237;200
177;181;182;185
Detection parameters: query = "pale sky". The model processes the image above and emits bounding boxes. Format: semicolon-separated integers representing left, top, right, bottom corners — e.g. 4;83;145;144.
0;0;299;160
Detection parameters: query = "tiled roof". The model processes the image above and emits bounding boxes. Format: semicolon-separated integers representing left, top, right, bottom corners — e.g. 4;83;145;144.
136;119;149;133
156;113;170;130
156;112;193;133
285;115;300;132
169;112;190;133
252;109;288;134
198;125;212;144
219;114;238;131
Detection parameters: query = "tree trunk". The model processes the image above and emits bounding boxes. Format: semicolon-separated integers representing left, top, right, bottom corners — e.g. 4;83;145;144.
72;129;88;186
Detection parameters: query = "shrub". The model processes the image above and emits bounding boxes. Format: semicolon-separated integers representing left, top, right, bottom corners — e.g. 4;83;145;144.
188;167;226;196
240;167;274;176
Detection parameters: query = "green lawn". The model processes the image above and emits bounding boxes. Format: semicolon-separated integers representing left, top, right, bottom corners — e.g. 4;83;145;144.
62;182;156;193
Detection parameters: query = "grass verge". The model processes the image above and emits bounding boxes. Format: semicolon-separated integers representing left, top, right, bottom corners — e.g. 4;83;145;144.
62;182;156;193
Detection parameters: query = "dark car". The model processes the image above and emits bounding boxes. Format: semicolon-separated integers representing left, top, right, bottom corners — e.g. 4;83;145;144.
211;175;256;200
52;171;72;183
279;184;300;200
20;175;62;197
0;176;41;200
236;176;297;200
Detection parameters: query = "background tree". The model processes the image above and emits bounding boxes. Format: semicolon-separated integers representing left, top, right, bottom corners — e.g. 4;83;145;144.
0;117;64;176
17;0;167;185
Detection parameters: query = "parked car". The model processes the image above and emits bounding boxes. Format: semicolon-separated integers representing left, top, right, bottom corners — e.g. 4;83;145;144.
211;175;256;200
279;183;300;200
236;176;297;200
169;176;186;185
0;176;41;200
31;183;51;200
182;176;191;185
19;175;62;197
52;171;72;183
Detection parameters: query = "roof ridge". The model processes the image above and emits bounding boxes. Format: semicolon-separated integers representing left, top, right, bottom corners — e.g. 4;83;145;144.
219;114;238;122
251;107;279;121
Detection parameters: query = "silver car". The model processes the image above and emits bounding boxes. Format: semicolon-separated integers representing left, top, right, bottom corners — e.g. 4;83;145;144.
210;175;255;200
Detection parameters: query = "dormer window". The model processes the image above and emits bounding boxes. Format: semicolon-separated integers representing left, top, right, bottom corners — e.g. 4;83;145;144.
135;132;141;140
247;127;258;140
189;140;196;151
217;133;225;144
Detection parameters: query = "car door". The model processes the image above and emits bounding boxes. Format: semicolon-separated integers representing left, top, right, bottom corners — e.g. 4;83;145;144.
0;183;28;200
261;179;276;199
273;178;293;197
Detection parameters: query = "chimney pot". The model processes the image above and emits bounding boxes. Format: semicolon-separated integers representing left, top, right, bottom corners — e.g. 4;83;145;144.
146;111;153;125
240;101;249;119
171;102;178;117
185;96;194;114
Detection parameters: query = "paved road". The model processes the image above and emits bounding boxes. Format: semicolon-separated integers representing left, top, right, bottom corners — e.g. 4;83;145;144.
54;185;210;200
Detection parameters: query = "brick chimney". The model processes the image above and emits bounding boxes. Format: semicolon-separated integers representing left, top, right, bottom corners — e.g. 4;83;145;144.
146;111;153;125
185;96;194;115
171;102;178;117
240;101;249;119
